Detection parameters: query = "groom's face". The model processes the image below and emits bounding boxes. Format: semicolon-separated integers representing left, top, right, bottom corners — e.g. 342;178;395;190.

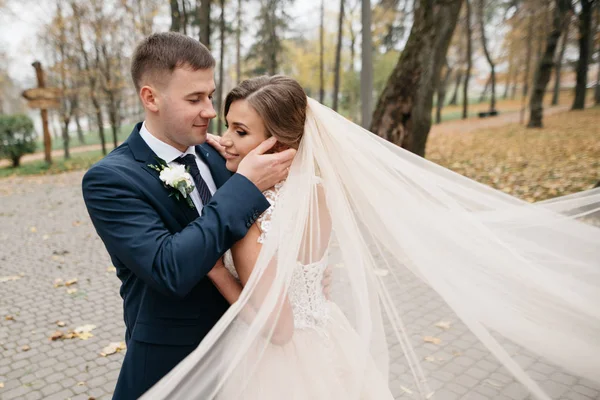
157;66;217;151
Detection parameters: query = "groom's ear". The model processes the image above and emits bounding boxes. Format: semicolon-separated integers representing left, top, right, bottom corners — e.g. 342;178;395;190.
140;86;159;113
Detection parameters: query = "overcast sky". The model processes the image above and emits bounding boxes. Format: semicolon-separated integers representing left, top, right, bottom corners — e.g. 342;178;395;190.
0;0;327;87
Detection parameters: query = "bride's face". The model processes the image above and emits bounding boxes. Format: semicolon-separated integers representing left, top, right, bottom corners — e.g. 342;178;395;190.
222;100;269;172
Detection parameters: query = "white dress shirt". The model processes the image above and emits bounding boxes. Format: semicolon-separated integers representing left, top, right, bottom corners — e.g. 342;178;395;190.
139;122;217;212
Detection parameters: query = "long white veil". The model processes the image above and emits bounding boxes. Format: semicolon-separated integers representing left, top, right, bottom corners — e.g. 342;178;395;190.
141;98;600;399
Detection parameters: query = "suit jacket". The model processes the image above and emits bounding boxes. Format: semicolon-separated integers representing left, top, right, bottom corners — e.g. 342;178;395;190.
82;123;270;398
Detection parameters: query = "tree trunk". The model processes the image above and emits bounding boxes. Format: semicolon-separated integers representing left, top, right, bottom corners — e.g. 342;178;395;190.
170;0;181;32
370;0;463;156
75;112;85;144
199;0;211;48
12;156;21;168
511;64;518;99
436;62;453;123
522;12;534;99
479;75;491;103
108;104;119;149
595;4;600;105
217;0;225;135
181;0;189;34
551;16;571;105
520;10;535;123
528;0;572;127
93;101;106;155
236;0;242;84
62;119;71;159
333;0;345;111
594;47;600;106
572;0;594;109
595;5;600;105
504;47;514;99
449;69;462;105
463;0;473;119
478;0;496;111
361;0;374;128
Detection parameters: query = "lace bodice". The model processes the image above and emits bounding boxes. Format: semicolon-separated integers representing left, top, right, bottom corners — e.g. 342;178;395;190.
223;180;330;331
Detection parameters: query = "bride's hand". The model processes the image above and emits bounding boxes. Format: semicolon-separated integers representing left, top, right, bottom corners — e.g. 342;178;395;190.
206;133;228;159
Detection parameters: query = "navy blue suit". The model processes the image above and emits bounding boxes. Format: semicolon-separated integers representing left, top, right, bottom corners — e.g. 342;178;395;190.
82;123;270;399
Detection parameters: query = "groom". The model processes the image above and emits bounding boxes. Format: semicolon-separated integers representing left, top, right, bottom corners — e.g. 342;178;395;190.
82;32;295;399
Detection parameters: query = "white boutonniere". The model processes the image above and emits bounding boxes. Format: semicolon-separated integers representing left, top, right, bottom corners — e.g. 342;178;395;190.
148;158;195;209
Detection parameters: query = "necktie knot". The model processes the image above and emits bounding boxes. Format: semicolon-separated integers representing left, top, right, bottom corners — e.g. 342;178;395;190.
174;154;212;205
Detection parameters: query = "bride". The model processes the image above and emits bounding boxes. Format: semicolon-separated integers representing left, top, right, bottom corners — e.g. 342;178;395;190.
141;75;600;399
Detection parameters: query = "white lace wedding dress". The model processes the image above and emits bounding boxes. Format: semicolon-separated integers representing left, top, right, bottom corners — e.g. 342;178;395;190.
220;181;394;400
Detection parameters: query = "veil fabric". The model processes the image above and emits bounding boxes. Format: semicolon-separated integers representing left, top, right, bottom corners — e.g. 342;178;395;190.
141;98;600;399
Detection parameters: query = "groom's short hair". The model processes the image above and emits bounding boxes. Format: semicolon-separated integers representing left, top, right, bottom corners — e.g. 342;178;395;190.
131;32;215;93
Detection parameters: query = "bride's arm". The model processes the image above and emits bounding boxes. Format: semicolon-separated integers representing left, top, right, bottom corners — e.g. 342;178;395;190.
207;258;243;305
230;224;296;345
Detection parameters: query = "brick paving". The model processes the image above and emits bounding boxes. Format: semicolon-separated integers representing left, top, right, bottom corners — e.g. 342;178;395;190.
1;171;598;399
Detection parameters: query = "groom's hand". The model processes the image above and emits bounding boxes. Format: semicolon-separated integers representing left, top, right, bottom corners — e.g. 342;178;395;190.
237;137;296;192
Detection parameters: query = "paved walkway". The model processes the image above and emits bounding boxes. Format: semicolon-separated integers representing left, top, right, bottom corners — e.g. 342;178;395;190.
0;171;599;399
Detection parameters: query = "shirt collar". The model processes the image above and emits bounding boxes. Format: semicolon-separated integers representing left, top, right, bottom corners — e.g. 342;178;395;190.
139;121;196;163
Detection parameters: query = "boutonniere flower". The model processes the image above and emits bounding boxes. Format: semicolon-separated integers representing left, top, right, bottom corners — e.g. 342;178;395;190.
148;158;195;209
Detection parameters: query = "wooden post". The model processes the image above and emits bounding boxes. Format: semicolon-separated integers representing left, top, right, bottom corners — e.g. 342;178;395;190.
32;61;52;164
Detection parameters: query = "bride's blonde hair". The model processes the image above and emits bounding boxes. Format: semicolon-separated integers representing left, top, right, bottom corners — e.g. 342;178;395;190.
224;76;307;149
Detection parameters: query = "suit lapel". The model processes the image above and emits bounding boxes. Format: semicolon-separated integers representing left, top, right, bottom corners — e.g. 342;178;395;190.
195;144;231;188
128;124;199;225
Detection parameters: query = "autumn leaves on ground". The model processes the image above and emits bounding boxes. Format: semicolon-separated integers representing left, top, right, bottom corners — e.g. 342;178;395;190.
427;106;600;202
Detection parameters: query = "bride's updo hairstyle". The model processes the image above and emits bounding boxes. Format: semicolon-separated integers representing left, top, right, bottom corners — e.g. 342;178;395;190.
224;75;307;149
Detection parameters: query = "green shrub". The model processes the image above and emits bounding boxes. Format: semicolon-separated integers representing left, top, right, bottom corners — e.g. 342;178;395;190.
0;114;37;167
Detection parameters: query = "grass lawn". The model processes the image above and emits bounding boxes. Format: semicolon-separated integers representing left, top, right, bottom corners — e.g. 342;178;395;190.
0;150;105;179
427;106;600;202
36;123;136;151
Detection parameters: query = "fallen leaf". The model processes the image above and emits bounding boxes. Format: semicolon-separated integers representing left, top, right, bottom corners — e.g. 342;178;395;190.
0;382;4;388
100;341;127;357
56;321;66;327
435;321;452;330
50;331;64;341
53;278;64;288
21;345;30;351
72;220;81;227
451;350;462;357
0;275;22;283
65;278;78;286
74;324;96;333
67;288;78;295
423;336;442;345
77;332;94;340
30;226;37;233
42;234;50;240
77;381;86;386
106;266;117;273
5;316;14;321
424;356;436;362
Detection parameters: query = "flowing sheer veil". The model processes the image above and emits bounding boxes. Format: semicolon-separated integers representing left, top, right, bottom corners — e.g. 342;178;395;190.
141;98;600;399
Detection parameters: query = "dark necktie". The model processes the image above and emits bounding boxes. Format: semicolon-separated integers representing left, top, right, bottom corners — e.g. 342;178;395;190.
175;154;212;205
